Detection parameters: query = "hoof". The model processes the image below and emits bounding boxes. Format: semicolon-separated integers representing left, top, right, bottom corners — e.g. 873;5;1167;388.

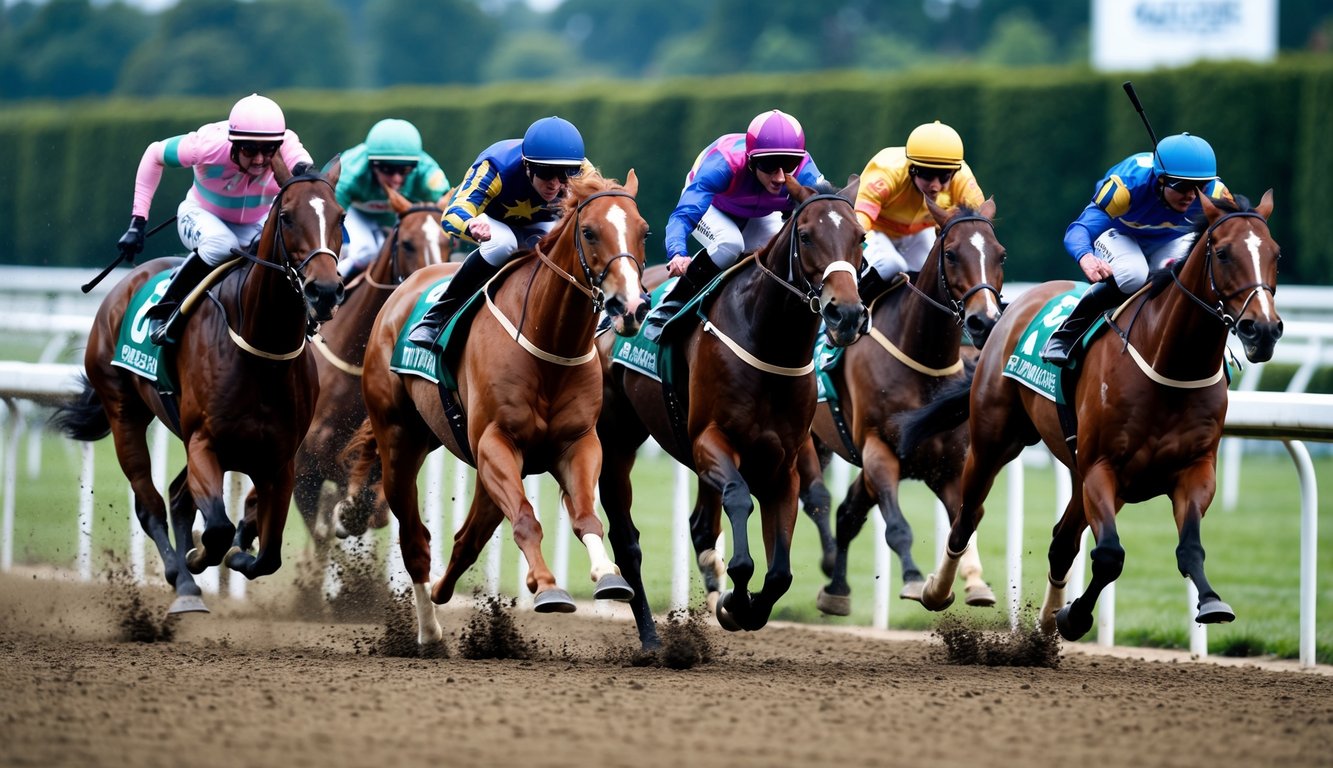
168;594;209;614
919;574;956;612
816;586;852;616
898;580;926;603
1055;604;1092;641
705;590;721;614
592;573;634;602
223;546;245;570
964;583;997;607
533;588;576;614
1195;599;1236;625
715;591;742;632
184;547;208;575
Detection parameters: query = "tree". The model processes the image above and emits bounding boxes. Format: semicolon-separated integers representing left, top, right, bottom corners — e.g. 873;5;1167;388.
367;0;498;86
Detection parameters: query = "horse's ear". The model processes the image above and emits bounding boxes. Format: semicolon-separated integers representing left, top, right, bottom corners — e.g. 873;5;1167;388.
979;196;997;220
324;155;341;188
1255;188;1274;219
840;173;860;201
785;175;811;203
924;194;950;226
624;168;639;197
1199;191;1223;222
386;184;411;215
272;152;292;185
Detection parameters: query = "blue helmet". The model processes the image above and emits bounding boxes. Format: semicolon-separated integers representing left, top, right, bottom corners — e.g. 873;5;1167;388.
1152;133;1217;181
521;116;585;167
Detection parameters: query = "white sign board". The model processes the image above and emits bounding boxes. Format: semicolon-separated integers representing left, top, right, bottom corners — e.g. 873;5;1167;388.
1092;0;1278;72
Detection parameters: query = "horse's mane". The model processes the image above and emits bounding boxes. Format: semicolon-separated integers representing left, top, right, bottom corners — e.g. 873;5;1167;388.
530;169;622;253
1147;193;1255;295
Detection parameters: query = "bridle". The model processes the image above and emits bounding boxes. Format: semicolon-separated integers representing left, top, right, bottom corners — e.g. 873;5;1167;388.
1170;210;1275;331
363;203;445;290
752;193;859;313
534;189;643;313
238;171;341;294
899;212;1002;326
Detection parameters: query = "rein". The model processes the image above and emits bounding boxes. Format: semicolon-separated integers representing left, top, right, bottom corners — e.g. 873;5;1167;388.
1170;210;1275;331
363;204;444;290
753;193;858;312
534;189;643;313
902;213;1002;326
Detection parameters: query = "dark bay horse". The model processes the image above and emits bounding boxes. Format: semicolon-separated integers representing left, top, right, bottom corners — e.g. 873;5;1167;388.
294;185;452;547
897;191;1280;640
800;197;1005;617
52;155;345;613
341;170;649;648
597;178;866;642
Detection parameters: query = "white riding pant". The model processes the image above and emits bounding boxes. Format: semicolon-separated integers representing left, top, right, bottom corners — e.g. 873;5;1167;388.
337;207;388;277
1093;228;1197;293
863;229;935;279
691;206;784;269
473;214;558;267
177;198;265;267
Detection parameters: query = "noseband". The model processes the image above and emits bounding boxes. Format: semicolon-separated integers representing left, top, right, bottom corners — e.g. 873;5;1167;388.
754;193;858;313
243;172;341;291
535;189;643;312
1171;210;1274;331
900;213;1001;326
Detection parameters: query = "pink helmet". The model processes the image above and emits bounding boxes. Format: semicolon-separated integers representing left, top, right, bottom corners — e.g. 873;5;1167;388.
228;94;286;142
745;109;805;159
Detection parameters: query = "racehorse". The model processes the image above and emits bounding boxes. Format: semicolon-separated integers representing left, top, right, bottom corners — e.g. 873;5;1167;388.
596;178;866;642
800;197;1005;617
897;191;1280;639
52;154;345;613
294;185;452;547
340;170;649;648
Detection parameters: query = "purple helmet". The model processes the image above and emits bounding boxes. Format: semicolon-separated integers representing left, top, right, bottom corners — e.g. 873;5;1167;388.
745;110;805;159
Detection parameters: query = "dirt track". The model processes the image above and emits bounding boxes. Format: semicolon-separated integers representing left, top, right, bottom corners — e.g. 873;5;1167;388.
1;571;1329;768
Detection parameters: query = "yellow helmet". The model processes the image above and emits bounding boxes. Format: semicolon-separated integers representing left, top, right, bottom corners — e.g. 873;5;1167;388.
905;121;964;169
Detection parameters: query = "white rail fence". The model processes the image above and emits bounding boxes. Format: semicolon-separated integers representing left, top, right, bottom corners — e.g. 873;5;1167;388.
0;361;1323;666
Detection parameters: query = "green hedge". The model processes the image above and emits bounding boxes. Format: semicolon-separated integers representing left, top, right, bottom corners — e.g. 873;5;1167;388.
2;59;1330;284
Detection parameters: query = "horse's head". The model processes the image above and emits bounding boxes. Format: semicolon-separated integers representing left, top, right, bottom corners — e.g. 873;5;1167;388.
559;169;650;336
272;153;346;322
1193;190;1282;362
923;196;1005;348
778;177;866;347
382;184;449;281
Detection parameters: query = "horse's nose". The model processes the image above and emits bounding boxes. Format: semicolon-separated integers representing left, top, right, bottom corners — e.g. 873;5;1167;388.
964;313;994;349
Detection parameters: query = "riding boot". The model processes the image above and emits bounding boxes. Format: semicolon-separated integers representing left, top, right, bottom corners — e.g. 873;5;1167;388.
406;252;503;351
641;254;723;343
1039;280;1129;366
148;252;215;347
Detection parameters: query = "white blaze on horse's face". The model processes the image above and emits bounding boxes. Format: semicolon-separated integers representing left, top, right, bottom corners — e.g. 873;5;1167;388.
416;216;445;265
310;198;330;252
826;210;847;230
604;202;643;294
1244;229;1275;318
969;231;1001;316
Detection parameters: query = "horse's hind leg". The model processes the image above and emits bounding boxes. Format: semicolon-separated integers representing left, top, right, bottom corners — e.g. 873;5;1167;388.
555;432;633;602
157;469;208;613
934;477;995;607
1054;462;1124;641
433;491;504;608
860;438;929;601
815;471;873;616
1172;461;1234;625
796;436;836;577
598;439;660;650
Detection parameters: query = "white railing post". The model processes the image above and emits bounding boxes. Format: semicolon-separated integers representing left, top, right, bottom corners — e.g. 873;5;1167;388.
1005;459;1024;631
671;462;690;611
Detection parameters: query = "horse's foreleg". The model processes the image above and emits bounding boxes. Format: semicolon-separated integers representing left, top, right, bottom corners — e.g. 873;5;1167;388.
922;446;998;611
162;469;206;613
555;433;634;602
744;468;799;631
795;436;836;577
225;466;294;580
694;427;754;631
687;483;725;611
1055;462;1124;641
1172;462;1234;626
183;435;234;573
473;425;566;611
814;472;872;616
862;438;929;598
597;442;660;650
291;457;331;547
1042;479;1087;634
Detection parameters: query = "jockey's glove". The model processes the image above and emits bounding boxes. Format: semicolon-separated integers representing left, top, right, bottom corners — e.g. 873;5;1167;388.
117;216;146;260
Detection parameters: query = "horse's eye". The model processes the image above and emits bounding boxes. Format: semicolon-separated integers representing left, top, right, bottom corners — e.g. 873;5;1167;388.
998;250;1007;265
944;249;959;263
581;227;597;242
401;241;417;253
279;210;293;227
799;230;813;246
1215;245;1231;262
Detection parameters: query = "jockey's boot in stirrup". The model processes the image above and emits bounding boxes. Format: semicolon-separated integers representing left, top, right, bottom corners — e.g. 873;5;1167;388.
641;254;722;343
148;251;213;347
406;253;502;351
1039;280;1128;367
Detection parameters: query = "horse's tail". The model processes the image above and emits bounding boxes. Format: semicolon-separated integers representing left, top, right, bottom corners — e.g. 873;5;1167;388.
894;359;976;458
339;417;382;496
49;374;110;442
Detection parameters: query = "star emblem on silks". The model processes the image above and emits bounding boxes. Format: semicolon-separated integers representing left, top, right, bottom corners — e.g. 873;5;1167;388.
503;199;542;221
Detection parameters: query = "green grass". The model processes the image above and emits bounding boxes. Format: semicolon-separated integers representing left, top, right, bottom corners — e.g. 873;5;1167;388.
11;423;1333;663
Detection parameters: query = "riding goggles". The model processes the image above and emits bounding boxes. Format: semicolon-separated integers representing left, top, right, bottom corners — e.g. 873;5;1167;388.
910;165;956;183
752;154;803;175
372;161;418;177
1162;176;1208;194
235;141;283;158
527;163;578;182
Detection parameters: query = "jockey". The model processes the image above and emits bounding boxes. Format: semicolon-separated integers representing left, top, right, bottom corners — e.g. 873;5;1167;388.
641;109;827;342
118;93;315;347
1041;132;1233;365
334;118;451;280
406;115;589;351
854;120;986;302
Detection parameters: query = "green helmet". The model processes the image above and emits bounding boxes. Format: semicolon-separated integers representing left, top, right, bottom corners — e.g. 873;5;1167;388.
365;118;422;163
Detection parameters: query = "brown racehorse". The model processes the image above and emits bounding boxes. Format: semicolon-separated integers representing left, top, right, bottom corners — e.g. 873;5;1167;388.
597;178;866;641
896;191;1280;640
52;154;345;613
800;198;1005;618
293;185;453;548
340;170;649;649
